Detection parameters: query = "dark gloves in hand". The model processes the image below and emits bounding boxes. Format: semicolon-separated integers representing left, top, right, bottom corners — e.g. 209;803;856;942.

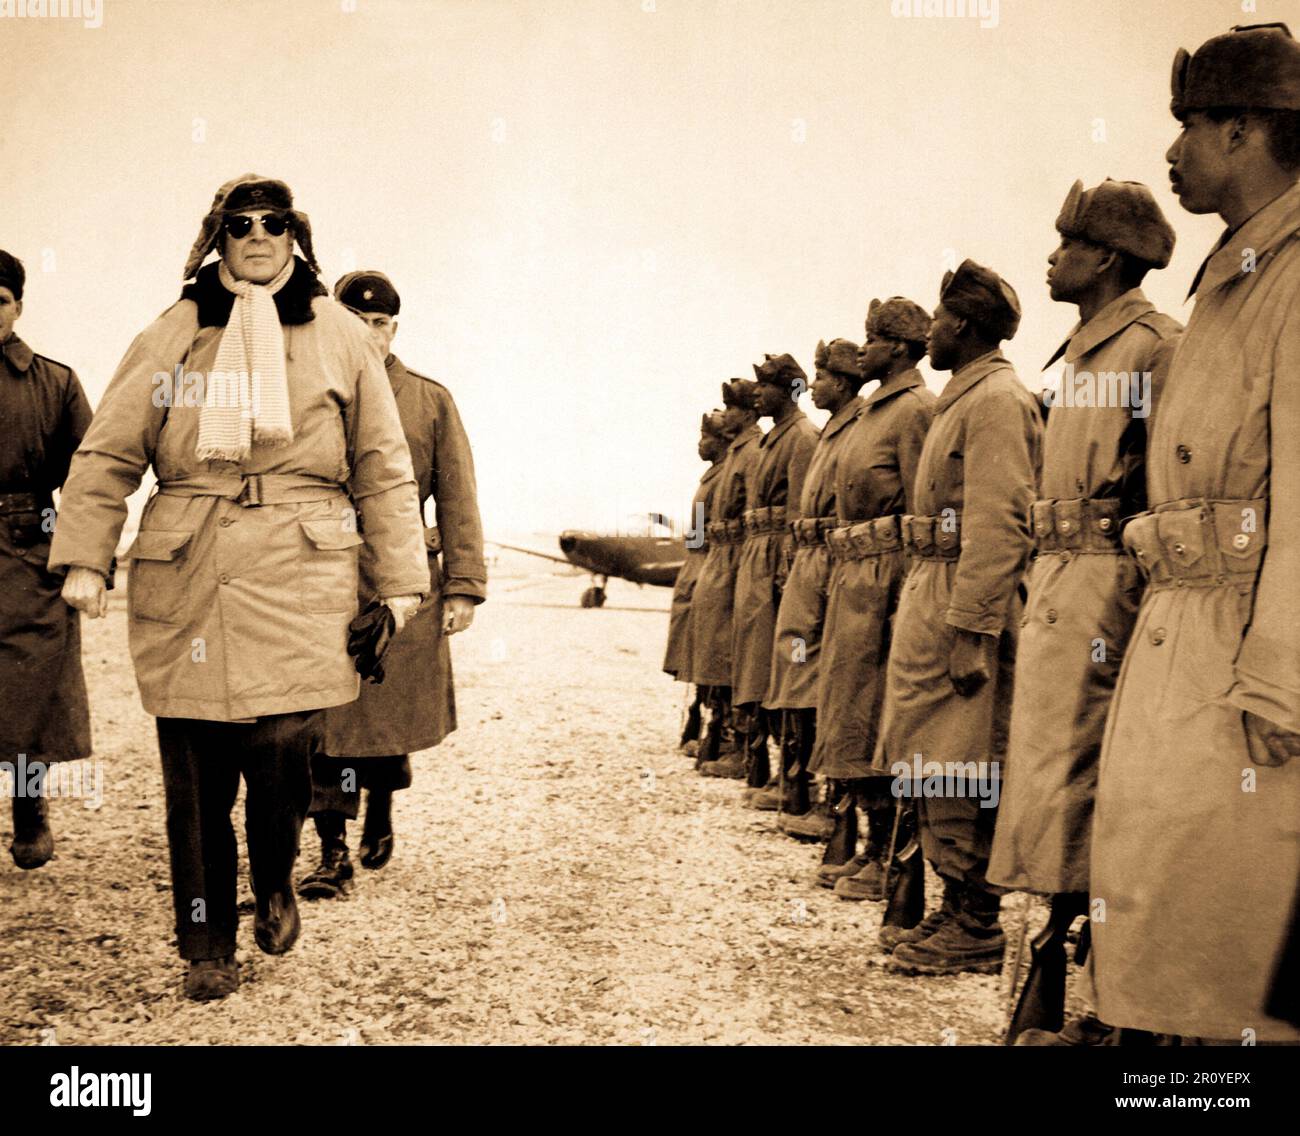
348;600;396;684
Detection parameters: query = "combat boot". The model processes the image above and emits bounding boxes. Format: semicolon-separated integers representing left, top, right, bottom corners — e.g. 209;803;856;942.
744;779;803;812
1015;1015;1116;1046
878;877;960;953
10;792;54;870
184;955;239;1002
814;851;869;889
297;813;354;899
359;789;395;870
888;881;1005;976
778;779;833;841
698;750;747;779
833;854;885;901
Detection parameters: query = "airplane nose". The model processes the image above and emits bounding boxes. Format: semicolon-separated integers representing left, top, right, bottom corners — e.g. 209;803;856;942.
559;533;578;554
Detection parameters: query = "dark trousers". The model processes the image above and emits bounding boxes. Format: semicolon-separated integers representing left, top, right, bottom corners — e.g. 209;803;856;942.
308;753;412;819
157;711;319;961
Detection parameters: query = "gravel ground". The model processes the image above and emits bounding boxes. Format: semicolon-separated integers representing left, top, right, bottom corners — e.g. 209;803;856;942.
1;566;1058;1045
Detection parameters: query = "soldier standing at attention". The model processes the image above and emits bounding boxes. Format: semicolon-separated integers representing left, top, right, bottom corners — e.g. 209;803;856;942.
1090;23;1300;1044
729;355;818;793
0;249;94;869
758;339;863;831
299;270;486;898
663;410;731;757
809;299;935;898
875;261;1041;976
694;381;761;775
990;180;1181;1045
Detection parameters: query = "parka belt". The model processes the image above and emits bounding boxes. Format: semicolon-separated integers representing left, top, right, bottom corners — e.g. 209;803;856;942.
826;515;905;561
705;519;744;546
0;489;52;516
742;506;787;538
1122;497;1266;589
157;473;347;508
1032;497;1124;553
901;511;962;560
790;515;839;548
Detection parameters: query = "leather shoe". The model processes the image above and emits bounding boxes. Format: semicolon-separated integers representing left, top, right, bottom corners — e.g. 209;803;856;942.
184;956;238;1001
298;843;354;898
10;794;54;870
359;832;394;871
254;889;301;955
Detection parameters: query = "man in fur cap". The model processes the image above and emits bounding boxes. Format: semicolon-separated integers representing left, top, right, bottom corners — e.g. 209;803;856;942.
53;175;427;1001
992;180;1182;1044
874;260;1042;976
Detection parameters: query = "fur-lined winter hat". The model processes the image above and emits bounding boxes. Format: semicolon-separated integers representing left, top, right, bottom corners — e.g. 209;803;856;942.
752;353;807;391
183;174;319;281
814;338;861;380
0;249;24;300
1171;23;1300;117
865;297;931;346
939;259;1021;343
701;410;732;439
721;378;759;410
1055;179;1176;269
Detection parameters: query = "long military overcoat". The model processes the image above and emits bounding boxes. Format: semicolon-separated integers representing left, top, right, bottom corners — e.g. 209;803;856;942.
989;291;1181;896
811;372;934;778
873;352;1041;793
765;396;862;710
663;458;723;683
325;355;486;757
1091;183;1300;1041
0;335;93;763
731;410;818;707
49;266;429;722
689;424;760;688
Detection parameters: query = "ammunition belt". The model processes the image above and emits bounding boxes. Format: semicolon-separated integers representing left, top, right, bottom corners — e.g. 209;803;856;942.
826;515;904;561
705;519;745;546
790;515;839;548
742;505;787;539
0;490;52;516
1123;498;1266;589
901;511;962;561
1032;497;1123;553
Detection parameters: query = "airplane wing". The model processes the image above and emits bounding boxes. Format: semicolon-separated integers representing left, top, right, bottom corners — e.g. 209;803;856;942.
486;539;572;566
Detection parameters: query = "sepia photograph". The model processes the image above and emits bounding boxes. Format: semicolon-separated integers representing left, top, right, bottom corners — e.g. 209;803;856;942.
2;0;1298;1110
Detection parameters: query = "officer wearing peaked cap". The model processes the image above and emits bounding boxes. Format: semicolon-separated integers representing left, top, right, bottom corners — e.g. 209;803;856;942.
1091;23;1300;1043
300;269;487;899
991;180;1183;1045
873;260;1043;974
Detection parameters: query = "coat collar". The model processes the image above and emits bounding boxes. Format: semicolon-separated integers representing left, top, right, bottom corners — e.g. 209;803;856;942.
2;334;33;373
861;367;924;410
385;353;408;396
728;422;761;453
1043;288;1157;370
934;350;1011;413
700;459;725;485
820;394;864;441
1187;179;1300;300
180;255;327;328
760;407;807;449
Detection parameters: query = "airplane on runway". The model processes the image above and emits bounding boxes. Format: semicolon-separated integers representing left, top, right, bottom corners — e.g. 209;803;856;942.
489;514;687;607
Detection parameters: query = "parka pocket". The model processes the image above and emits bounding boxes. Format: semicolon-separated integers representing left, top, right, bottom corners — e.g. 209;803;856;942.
299;519;365;613
127;529;194;625
1155;510;1206;574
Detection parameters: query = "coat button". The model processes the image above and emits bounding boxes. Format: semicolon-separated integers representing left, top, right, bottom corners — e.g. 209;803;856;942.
219;517;233;527
1173;541;1186;555
219;573;230;584
1151;627;1166;645
1045;609;1058;623
1176;444;1192;464
1099;517;1113;532
1233;533;1250;550
1060;520;1073;533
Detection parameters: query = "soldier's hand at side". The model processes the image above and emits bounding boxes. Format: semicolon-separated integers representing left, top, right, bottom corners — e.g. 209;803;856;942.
62;566;108;619
948;628;994;698
442;596;475;636
384;593;423;635
1244;711;1300;767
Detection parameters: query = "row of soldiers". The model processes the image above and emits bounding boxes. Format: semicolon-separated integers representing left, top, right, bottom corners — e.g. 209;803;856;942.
664;23;1300;1045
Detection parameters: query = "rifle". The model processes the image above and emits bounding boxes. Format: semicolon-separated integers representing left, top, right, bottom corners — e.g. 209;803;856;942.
1266;880;1300;1027
881;794;924;929
679;684;704;751
822;782;858;867
1004;891;1088;1044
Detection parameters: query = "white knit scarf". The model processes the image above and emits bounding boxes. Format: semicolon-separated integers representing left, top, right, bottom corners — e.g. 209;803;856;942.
195;257;296;462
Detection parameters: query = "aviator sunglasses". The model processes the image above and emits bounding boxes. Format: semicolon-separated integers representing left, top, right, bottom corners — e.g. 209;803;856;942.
222;212;290;239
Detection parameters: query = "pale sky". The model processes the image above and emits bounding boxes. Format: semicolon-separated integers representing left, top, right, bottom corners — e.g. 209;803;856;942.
4;0;1290;534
